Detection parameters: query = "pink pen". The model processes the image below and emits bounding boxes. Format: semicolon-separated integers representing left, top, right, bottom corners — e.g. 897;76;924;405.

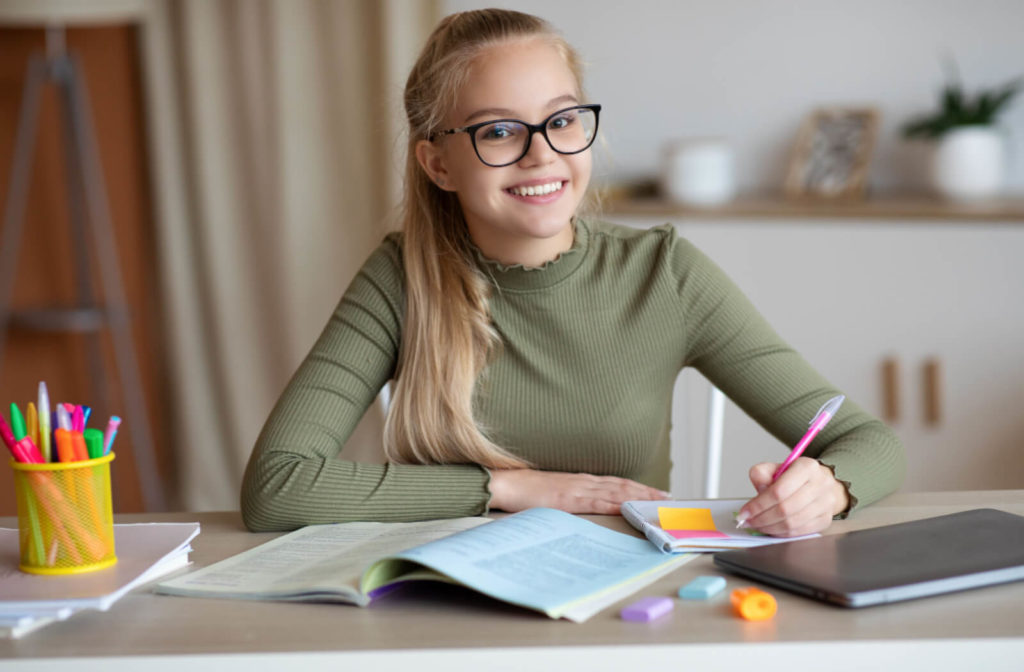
772;395;845;481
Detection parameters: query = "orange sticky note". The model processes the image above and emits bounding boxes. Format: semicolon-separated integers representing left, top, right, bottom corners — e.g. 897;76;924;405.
658;507;717;531
658;507;730;540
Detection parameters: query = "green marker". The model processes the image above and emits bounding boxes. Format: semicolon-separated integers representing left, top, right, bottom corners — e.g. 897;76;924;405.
84;428;105;459
9;403;26;441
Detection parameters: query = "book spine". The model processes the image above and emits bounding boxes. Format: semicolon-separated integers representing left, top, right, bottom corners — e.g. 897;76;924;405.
621;504;673;553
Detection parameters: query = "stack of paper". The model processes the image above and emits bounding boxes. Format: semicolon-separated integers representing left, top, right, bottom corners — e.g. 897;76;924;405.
0;522;200;638
621;499;819;552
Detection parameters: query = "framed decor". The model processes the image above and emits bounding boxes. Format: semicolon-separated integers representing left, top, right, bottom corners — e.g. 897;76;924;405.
784;107;880;201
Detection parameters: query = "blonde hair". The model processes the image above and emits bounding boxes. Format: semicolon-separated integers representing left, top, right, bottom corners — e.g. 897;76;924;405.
383;9;589;468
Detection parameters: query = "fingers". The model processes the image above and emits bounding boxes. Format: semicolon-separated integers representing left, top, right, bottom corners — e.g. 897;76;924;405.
555;474;668;514
748;462;775;494
489;469;670;515
739;458;839;537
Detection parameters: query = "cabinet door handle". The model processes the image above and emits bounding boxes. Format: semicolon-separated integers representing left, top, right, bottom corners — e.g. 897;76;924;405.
881;357;900;423
923;358;943;426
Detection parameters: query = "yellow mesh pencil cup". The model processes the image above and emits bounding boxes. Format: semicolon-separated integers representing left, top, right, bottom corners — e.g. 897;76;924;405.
11;453;118;575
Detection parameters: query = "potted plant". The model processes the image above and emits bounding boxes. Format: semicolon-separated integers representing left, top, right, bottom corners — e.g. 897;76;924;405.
902;63;1021;201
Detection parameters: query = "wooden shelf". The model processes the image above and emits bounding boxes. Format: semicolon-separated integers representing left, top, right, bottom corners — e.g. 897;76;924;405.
604;193;1024;222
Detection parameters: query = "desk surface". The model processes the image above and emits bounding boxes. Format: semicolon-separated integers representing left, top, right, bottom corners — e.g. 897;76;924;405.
3;491;1024;671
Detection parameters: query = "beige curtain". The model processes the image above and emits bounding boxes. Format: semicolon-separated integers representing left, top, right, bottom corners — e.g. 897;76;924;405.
154;0;437;510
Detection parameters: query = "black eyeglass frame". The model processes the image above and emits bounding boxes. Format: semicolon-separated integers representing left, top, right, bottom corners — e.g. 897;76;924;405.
430;104;602;167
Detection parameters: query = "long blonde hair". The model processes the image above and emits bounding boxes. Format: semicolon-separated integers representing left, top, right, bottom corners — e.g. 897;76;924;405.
383;9;587;468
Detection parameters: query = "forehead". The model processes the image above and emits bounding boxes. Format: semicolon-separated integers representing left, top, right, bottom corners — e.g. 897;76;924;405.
454;38;579;122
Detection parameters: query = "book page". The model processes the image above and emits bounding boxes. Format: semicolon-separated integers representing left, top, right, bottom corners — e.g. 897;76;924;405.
363;508;689;619
156;517;489;604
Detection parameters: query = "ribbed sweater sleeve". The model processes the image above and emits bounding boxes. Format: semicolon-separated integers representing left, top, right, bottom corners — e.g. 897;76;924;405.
240;236;491;531
669;233;906;513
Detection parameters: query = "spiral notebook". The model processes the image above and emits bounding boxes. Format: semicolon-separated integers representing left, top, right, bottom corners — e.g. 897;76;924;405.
620;498;818;553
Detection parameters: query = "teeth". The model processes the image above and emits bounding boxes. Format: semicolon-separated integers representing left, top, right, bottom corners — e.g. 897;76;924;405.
509;181;564;196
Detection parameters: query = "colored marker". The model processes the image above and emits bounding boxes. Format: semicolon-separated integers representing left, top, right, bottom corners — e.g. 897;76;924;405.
56;404;72;432
72;405;84;433
26;402;39;446
54;428;75;463
1;414;21;454
103;416;121;455
38;382;52;462
82;405;92;428
84;428;104;459
71;432;89;462
15;436;44;463
10;403;27;440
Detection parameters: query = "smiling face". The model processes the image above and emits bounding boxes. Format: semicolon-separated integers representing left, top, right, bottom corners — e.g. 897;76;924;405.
415;38;592;267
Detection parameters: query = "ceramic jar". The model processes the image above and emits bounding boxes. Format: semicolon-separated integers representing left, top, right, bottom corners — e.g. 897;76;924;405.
932;126;1006;201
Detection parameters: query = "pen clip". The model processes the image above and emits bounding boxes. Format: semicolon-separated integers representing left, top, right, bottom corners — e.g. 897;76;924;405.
809;395;845;426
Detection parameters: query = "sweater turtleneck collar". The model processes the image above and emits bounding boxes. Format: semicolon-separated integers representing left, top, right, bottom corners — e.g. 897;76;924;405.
470;218;590;292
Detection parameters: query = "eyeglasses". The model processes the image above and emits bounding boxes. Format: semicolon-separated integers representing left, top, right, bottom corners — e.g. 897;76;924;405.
431;104;601;167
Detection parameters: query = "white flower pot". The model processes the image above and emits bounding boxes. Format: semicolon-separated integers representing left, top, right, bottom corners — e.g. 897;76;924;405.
932;126;1006;201
662;138;736;206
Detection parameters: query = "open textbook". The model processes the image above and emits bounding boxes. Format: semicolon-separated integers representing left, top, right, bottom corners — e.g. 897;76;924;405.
622;498;819;552
156;508;694;622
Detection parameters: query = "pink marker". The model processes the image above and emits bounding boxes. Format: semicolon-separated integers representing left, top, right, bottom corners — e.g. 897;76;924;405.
103;416;121;455
72;405;85;432
772;395;845;481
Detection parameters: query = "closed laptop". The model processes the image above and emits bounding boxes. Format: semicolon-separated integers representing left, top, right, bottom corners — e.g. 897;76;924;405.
713;508;1024;607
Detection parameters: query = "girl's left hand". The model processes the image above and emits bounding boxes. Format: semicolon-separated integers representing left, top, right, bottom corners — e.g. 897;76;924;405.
737;457;850;537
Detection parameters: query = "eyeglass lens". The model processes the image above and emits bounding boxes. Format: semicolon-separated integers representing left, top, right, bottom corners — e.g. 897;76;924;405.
473;107;597;166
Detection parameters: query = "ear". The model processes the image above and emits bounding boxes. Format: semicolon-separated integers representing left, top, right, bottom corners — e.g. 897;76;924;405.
415;139;456;191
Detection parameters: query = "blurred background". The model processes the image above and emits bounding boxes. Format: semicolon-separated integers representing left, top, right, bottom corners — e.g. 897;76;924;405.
1;0;1022;514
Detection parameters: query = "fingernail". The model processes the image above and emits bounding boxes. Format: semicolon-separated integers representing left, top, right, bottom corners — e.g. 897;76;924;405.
735;512;749;529
659;490;672;498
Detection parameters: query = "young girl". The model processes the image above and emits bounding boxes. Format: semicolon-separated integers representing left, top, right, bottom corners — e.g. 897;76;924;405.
241;9;904;535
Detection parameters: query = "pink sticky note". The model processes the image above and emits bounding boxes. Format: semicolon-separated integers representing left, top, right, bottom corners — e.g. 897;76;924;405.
666;529;730;540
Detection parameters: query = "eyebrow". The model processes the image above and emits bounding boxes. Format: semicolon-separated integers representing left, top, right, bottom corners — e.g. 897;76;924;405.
462;94;580;124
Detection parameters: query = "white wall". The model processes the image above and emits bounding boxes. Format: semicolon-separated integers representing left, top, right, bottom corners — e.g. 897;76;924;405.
442;0;1024;194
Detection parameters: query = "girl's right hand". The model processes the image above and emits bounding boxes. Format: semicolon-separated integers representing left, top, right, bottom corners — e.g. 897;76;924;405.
487;469;670;515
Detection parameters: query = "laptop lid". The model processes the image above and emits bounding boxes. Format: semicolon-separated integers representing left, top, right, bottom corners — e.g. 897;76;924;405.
712;508;1024;608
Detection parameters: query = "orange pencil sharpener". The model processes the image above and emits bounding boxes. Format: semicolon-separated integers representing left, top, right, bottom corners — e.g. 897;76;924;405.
731;587;777;621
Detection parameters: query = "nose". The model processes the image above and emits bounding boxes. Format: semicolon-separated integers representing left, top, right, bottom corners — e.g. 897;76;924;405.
518;128;557;166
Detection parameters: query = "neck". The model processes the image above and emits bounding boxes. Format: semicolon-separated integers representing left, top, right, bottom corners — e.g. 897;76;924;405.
468;221;575;268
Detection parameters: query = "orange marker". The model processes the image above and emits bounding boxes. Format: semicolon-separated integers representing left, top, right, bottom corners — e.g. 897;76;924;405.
71;432;89;462
54;429;75;463
731;587;777;621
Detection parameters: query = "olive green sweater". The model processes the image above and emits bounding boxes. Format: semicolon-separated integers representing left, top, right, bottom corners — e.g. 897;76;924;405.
241;220;904;531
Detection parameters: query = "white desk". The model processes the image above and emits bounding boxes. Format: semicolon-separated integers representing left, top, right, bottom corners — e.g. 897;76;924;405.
2;491;1023;671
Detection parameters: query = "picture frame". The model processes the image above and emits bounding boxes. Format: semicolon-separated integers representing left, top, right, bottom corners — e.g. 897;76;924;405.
784;107;880;201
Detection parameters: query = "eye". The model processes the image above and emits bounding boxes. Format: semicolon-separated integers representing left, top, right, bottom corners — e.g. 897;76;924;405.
479;122;520;141
548;111;578;131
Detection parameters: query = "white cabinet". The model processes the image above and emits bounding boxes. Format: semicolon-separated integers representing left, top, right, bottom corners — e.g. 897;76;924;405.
614;215;1024;497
